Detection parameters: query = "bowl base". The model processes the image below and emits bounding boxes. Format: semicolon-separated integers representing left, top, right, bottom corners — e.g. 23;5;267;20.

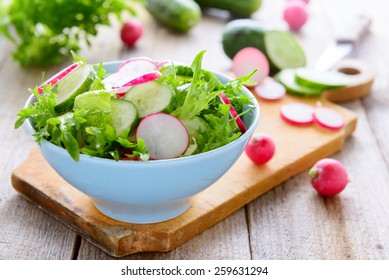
93;198;191;224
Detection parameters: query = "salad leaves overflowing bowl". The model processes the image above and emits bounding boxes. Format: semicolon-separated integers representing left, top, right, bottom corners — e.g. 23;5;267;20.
17;51;260;223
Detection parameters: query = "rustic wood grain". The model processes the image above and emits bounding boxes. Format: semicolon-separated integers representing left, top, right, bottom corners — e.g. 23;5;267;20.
247;0;389;260
248;101;389;259
0;41;76;260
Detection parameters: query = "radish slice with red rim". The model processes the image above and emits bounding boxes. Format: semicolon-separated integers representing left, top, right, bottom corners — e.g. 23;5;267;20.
102;70;162;92
103;57;162;93
255;78;286;100
313;107;345;130
117;57;159;73
219;92;247;133
136;113;189;160
38;62;82;94
280;103;314;126
232;47;270;86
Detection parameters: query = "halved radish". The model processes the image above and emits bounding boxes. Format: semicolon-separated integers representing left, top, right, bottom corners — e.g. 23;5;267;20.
255;78;286;101
313;107;345;130
136;113;189;160
38;61;82;94
232;47;270;86
219;92;247;133
280;103;314;126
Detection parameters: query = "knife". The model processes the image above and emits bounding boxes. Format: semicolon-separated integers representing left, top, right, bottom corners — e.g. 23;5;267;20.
314;15;372;71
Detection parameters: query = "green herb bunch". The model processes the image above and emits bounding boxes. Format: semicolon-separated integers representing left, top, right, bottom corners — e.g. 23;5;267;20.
0;0;139;67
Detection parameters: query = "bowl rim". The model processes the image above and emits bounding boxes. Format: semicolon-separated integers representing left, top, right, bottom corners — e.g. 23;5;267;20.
24;62;260;165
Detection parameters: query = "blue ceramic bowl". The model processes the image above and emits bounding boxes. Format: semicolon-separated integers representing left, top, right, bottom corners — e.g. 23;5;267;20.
24;62;260;224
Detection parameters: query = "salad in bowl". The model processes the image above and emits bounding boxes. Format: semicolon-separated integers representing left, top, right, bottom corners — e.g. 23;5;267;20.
16;51;260;223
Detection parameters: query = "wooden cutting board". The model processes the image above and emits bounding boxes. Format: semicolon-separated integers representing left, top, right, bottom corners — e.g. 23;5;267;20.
11;92;357;257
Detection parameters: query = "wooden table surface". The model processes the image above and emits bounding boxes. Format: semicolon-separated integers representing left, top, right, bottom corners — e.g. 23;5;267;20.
1;0;389;260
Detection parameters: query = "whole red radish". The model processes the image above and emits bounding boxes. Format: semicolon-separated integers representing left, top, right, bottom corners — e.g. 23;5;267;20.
309;158;349;196
283;1;308;31
120;19;143;46
245;133;275;165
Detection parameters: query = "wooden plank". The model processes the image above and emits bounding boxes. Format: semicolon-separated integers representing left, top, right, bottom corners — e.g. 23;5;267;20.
247;0;389;260
11;92;357;257
0;39;76;260
248;101;389;259
77;209;251;260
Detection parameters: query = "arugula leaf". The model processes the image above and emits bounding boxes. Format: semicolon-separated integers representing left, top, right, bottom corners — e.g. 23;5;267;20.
0;0;139;67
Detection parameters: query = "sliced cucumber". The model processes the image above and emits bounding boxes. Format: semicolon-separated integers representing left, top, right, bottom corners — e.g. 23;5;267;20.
73;90;112;112
123;80;173;118
111;99;139;137
275;68;322;97
54;64;95;113
295;67;351;90
181;116;207;138
264;30;306;72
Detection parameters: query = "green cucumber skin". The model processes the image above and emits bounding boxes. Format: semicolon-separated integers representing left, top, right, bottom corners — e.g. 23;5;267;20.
146;0;201;32
274;69;322;97
195;0;262;16
222;19;267;59
295;75;342;90
222;19;306;74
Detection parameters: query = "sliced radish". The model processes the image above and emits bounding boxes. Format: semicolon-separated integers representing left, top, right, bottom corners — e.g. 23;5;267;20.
219;92;247;133
232;47;270;86
313;107;345;130
102;70;162;92
280;103;314;126
255;78;286;100
114;86;131;98
103;57;163;94
136;113;189;160
38;61;82;94
117;57;159;73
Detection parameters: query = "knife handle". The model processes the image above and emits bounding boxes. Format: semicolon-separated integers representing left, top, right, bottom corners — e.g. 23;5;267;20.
336;15;372;44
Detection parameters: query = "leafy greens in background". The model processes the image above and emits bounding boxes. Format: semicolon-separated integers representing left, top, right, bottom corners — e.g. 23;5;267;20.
0;0;140;67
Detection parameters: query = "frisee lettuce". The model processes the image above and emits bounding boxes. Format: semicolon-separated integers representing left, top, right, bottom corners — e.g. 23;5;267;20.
15;51;255;161
0;0;139;67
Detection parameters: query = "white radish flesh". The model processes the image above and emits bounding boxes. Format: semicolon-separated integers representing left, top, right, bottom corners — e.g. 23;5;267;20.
219;92;247;133
232;47;270;86
280;103;314;126
255;78;286;100
103;58;162;93
102;70;161;90
38;62;82;94
313;107;345;130
117;57;160;72
136;113;189;160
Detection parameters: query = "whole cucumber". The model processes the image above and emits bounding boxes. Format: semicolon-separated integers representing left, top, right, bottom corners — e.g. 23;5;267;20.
146;0;202;32
195;0;262;16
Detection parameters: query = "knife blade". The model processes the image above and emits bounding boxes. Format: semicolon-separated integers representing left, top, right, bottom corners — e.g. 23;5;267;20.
314;15;371;71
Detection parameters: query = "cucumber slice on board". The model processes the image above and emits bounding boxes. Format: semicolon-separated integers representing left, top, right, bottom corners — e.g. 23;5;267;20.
295;67;351;90
124;80;173;118
54;64;94;113
111;99;139;137
264;30;306;72
275;68;322;97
